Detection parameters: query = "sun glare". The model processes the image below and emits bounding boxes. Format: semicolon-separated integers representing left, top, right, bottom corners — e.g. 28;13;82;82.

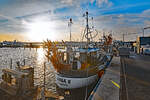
24;20;57;42
37;48;45;64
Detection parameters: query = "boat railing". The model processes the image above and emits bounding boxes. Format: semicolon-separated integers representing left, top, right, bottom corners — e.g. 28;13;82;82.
57;54;112;78
58;62;104;78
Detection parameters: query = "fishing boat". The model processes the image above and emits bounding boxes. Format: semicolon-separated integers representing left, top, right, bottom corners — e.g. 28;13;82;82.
44;11;113;89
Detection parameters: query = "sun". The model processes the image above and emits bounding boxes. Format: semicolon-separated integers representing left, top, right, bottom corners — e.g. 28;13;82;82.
24;20;57;42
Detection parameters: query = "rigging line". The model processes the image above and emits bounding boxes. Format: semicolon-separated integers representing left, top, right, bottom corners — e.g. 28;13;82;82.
82;27;87;42
80;28;85;42
90;30;93;42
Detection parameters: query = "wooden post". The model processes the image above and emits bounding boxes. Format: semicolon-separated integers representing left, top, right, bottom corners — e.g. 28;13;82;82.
10;59;12;69
23;59;25;66
43;62;46;91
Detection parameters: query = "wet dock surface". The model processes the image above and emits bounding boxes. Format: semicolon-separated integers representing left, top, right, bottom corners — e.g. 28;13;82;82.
120;54;150;100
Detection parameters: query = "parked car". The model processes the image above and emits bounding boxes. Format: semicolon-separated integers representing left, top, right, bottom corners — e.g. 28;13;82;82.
143;48;150;55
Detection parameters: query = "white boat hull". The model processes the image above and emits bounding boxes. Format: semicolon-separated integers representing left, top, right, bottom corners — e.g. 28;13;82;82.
56;74;98;89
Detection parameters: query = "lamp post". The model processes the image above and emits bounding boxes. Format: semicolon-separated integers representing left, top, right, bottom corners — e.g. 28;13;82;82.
122;33;125;42
142;28;144;37
143;27;150;37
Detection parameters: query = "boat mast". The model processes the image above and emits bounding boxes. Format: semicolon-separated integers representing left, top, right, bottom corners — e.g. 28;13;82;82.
85;11;89;100
83;11;98;45
86;11;89;48
68;18;73;42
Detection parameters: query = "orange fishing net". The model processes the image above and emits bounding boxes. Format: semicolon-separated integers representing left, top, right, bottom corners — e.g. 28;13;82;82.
104;34;112;45
44;40;71;72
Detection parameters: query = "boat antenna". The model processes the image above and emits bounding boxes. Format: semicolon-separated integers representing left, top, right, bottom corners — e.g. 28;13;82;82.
68;18;73;42
92;17;94;29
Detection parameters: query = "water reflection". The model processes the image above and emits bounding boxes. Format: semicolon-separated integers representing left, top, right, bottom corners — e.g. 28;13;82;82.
37;48;45;64
0;48;56;93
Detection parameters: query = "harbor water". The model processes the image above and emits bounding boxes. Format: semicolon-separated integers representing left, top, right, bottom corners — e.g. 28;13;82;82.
0;47;98;100
0;48;57;93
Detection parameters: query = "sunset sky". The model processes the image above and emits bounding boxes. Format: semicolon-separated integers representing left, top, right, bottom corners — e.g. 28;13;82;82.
0;0;150;42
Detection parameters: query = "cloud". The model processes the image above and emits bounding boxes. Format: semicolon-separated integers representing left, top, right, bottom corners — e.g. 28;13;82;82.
92;8;150;41
0;0;150;41
94;2;150;15
90;0;113;7
0;0;87;35
60;0;73;5
96;0;113;7
0;14;19;23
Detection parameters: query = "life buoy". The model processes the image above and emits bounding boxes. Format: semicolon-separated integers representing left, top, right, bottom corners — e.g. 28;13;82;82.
98;70;104;78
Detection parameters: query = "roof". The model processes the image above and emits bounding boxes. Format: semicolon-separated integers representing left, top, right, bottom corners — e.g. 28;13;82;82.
78;48;99;53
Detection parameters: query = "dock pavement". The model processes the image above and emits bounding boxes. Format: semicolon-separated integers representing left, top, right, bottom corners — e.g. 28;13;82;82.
89;56;120;100
120;54;150;100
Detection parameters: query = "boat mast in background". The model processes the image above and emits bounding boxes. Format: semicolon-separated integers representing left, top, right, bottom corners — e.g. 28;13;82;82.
68;18;73;42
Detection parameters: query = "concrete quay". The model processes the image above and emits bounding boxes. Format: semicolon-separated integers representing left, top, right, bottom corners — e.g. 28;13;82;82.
89;57;120;100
